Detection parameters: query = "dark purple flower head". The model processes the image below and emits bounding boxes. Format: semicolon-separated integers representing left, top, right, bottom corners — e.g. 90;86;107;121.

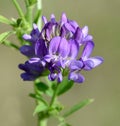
19;13;103;83
20;24;40;57
19;58;45;81
23;24;40;43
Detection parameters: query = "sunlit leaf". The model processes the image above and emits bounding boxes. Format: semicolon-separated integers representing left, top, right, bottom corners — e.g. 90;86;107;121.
0;15;12;25
2;40;19;50
33;103;48;116
29;93;48;105
63;99;94;118
35;80;53;97
28;0;37;6
35;81;49;92
56;77;74;96
0;31;14;44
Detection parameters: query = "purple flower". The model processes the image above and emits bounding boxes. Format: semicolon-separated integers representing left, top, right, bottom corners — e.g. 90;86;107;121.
20;24;40;57
19;13;103;83
19;58;45;81
80;41;103;70
69;41;103;83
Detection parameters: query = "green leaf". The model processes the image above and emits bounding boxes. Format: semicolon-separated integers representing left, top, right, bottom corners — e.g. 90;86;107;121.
2;40;19;50
0;31;14;44
0;15;12;25
29;93;48;105
33;103;48;116
35;81;49;93
63;99;94;118
25;0;37;7
56;77;74;96
35;80;53;97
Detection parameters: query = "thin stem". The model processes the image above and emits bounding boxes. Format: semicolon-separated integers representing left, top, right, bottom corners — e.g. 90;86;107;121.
12;0;26;22
3;40;20;50
34;80;41;126
26;6;33;26
39;118;48;126
50;84;59;107
25;0;34;26
37;0;42;29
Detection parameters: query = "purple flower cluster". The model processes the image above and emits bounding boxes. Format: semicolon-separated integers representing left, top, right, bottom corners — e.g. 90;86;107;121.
19;13;103;83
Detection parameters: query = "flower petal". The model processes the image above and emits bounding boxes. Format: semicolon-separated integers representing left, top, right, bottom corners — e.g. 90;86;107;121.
68;39;79;59
83;56;104;70
64;23;75;33
57;72;63;83
20;73;36;81
68;72;85;83
44;55;52;62
87;56;103;68
68;20;78;30
82;26;88;38
48;73;57;81
42;16;47;24
74;28;82;45
51;14;56;23
82;41;94;60
23;34;32;41
19;63;28;71
83;60;94;70
30;24;40;42
58;37;70;58
61;13;67;25
28;58;40;63
83;35;93;42
35;39;47;58
49;36;61;55
20;45;35;57
69;60;83;71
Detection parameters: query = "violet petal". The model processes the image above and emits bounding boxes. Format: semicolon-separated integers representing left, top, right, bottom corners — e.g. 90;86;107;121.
68;39;79;59
42;16;47;24
20;45;35;57
68;20;79;30
82;41;94;60
61;13;67;25
21;73;36;81
49;36;61;55
82;26;88;38
68;72;85;83
69;60;83;71
64;23;75;33
58;37;70;58
57;72;63;83
35;39;47;58
86;56;104;68
28;58;40;63
23;34;32;41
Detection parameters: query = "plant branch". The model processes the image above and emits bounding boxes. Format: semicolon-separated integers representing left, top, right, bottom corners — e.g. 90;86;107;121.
49;83;59;107
37;0;42;29
12;0;26;22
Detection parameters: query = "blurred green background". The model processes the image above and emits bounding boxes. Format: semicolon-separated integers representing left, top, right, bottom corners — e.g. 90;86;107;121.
0;0;120;126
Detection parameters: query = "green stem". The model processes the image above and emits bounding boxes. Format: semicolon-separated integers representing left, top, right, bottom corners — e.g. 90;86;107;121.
50;84;59;107
25;0;34;26
3;40;20;50
37;0;42;29
12;0;26;22
39;118;48;126
26;6;33;26
34;80;39;105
